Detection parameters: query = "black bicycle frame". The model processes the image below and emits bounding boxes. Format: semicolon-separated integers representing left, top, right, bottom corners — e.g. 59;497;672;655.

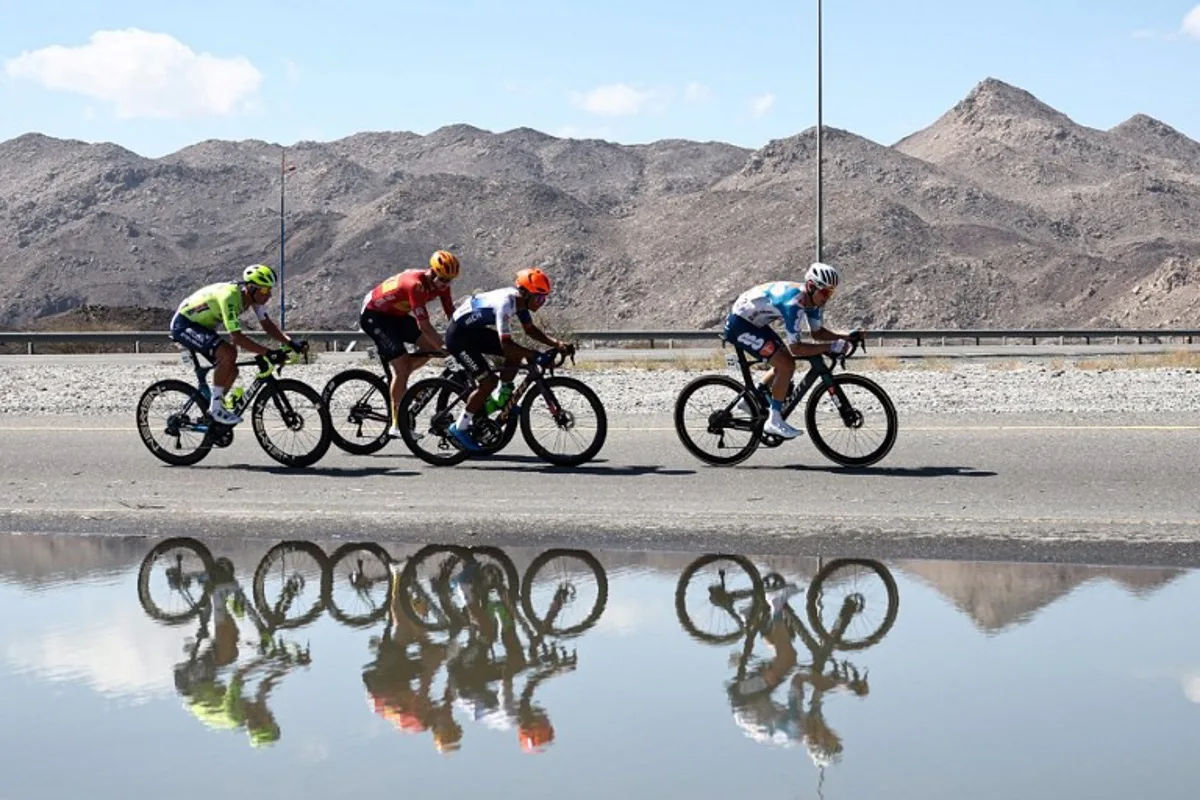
728;343;839;419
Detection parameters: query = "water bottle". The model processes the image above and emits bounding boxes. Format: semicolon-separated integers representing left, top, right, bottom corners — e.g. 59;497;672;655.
224;386;245;411
484;383;513;415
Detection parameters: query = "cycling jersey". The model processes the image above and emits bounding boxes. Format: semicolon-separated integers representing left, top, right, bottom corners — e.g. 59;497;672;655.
177;282;267;334
450;288;532;340
730;282;823;344
361;269;454;323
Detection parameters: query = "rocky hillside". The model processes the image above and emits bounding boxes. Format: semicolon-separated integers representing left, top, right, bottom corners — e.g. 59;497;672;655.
2;77;1198;332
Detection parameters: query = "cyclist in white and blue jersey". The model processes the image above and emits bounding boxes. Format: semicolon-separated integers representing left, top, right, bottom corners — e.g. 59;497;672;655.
723;262;862;439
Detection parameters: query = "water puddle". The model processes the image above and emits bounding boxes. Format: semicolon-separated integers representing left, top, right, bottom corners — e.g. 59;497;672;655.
2;533;1198;799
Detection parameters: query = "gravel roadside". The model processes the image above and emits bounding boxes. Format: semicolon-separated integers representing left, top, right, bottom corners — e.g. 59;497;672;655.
1;355;1198;417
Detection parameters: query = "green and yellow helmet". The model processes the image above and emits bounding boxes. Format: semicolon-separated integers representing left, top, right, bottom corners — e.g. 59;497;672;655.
242;264;278;289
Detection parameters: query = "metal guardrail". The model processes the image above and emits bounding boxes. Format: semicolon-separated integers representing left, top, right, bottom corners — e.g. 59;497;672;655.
0;328;1197;354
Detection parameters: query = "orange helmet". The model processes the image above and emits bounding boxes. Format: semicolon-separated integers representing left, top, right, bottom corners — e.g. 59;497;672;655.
430;250;461;280
515;267;551;296
518;719;555;753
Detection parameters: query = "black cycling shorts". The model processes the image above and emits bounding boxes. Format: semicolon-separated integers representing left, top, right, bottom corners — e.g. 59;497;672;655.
444;318;504;380
169;313;224;362
360;310;421;362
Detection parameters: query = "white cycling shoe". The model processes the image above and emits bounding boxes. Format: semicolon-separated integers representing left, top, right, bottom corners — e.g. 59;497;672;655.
763;417;803;439
209;405;243;426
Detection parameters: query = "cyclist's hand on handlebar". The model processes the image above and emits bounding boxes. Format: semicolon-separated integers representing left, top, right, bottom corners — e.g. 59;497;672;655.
848;328;866;344
534;349;558;368
287;338;309;353
829;339;852;356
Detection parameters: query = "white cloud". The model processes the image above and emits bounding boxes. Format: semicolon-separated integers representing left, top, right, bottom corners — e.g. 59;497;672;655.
553;124;615;141
751;92;776;118
1184;671;1200;703
1184;6;1200;39
570;83;660;116
4;28;262;119
684;82;713;103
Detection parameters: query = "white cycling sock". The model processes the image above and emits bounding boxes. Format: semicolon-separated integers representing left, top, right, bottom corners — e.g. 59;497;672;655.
456;410;475;430
209;386;225;412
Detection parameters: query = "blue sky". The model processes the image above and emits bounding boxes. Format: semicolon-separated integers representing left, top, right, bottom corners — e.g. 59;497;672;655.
1;0;1198;158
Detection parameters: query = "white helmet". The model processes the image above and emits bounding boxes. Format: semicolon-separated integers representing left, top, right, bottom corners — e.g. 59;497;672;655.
805;262;840;291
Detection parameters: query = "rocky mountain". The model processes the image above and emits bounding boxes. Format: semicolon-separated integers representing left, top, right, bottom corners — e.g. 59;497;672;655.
2;77;1198;332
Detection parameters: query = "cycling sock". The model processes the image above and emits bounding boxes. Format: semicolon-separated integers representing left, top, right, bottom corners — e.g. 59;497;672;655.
769;398;782;412
209;386;225;412
457;410;475;431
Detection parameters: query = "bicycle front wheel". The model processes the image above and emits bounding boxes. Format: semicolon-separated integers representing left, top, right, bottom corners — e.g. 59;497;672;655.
251;379;333;468
675;554;765;644
323;369;391;455
674;375;762;466
521;549;609;637
397;377;471;466
136;379;214;466
519;376;607;466
252;540;329;628
804;373;898;467
806;558;899;650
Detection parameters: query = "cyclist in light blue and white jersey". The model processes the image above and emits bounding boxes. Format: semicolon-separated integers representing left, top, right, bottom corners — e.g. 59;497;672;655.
723;262;862;439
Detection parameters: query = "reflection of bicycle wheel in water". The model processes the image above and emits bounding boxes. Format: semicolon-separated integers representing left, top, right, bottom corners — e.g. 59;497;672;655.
521;549;608;637
325;542;394;627
252;541;329;629
396;544;471;631
138;537;218;624
675;554;767;644
805;558;898;650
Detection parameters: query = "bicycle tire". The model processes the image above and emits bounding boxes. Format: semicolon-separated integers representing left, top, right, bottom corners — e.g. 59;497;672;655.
468;546;522;600
325;542;394;627
396;544;472;631
673;375;763;466
136;379;214;466
252;540;330;628
675;554;765;644
251;378;333;468
137;537;217;624
805;558;899;650
322;369;391;455
519;376;607;467
397;377;471;466
521;549;609;637
804;373;898;467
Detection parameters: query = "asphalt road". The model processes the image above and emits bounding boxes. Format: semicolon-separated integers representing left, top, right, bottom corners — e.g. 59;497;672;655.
2;410;1199;566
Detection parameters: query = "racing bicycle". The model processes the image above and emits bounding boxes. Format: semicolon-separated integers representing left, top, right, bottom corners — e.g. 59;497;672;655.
674;336;897;467
396;347;607;467
137;345;332;468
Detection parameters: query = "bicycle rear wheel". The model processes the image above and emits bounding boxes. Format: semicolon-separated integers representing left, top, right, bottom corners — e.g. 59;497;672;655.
137;379;214;466
325;542;393;627
674;375;763;466
519;376;607;466
804;373;898;467
137;537;217;624
252;379;333;468
397;377;471;466
322;369;391;455
675;554;765;644
396;544;472;631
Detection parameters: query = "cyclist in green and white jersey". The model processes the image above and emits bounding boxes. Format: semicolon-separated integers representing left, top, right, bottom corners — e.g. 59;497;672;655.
169;264;306;425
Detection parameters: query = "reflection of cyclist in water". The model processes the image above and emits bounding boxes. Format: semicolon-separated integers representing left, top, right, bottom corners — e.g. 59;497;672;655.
361;571;462;753
725;582;871;767
172;558;309;748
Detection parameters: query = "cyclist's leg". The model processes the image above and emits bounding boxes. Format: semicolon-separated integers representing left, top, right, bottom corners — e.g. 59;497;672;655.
447;323;500;421
726;316;799;437
170;313;232;416
388;315;429;422
360;310;409;429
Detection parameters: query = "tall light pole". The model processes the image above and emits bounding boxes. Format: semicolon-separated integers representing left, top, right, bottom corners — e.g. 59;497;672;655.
279;147;293;327
815;0;824;265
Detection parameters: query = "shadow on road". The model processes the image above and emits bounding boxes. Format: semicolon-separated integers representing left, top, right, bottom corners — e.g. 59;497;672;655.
464;455;696;476
776;464;997;477
213;464;420;478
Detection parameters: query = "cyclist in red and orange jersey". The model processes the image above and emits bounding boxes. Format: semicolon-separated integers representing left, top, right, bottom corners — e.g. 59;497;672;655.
360;250;461;437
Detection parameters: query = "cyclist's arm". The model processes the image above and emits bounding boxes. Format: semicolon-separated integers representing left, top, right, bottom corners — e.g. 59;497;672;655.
414;311;445;351
520;320;564;350
229;330;271;355
259;315;294;348
216;291;272;355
